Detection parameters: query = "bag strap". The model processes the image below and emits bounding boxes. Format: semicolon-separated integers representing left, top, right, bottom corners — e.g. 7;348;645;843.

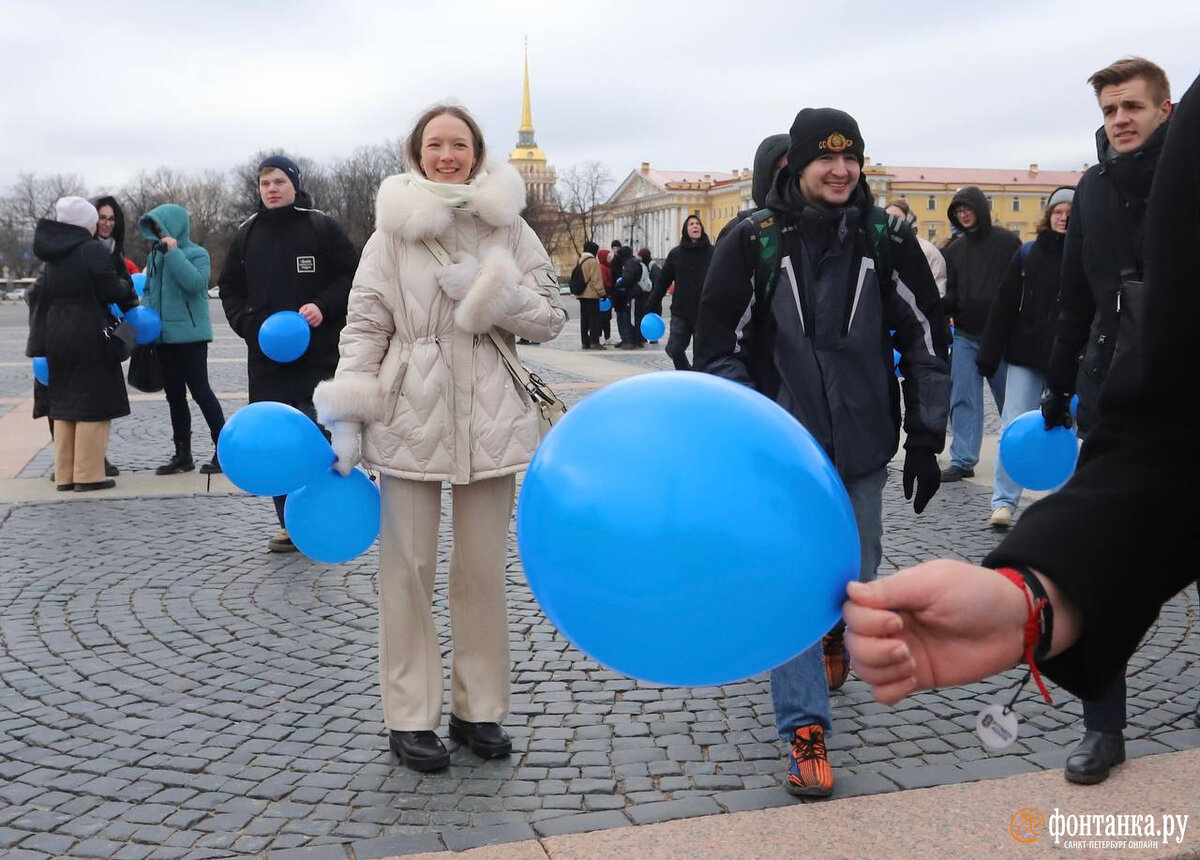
421;237;563;409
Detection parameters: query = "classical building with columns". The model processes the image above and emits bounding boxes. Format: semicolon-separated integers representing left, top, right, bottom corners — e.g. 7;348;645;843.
594;158;1084;262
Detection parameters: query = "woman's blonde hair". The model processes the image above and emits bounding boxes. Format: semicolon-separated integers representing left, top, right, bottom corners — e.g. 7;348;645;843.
404;103;487;180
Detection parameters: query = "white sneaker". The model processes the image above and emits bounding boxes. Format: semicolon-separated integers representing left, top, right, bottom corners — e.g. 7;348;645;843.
989;506;1014;528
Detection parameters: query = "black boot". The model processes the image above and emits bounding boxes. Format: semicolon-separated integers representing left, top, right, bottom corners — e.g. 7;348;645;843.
104;459;119;477
389;731;450;772
1064;731;1125;785
155;437;195;475
448;714;512;758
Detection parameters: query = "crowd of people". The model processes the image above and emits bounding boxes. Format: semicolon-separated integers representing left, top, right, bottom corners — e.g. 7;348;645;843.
21;54;1197;801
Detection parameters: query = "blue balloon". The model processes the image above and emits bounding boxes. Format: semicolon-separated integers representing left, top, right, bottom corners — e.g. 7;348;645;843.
1069;394;1079;419
32;356;49;386
285;468;381;563
517;372;859;686
640;312;666;341
217;402;333;496
130;272;146;297
999;409;1079;491
598;298;612;312
125;306;162;344
893;349;902;378
259;311;311;363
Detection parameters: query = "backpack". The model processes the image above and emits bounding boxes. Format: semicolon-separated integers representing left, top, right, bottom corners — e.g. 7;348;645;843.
568;260;587;295
638;262;653;292
750;206;897;300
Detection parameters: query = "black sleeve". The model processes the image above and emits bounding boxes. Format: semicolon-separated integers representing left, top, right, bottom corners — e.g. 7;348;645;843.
218;227;253;340
976;250;1022;376
311;216;359;321
984;73;1200;700
886;226;951;453
84;242;132;306
942;250;960;321
694;220;760;386
1044;184;1094;394
646;248;676;312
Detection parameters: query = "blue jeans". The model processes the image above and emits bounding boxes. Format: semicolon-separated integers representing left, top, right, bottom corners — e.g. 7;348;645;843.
992;365;1046;510
772;467;887;739
948;333;1007;469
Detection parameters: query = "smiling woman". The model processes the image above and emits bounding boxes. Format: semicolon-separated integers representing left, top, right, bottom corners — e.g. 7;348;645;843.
313;101;566;775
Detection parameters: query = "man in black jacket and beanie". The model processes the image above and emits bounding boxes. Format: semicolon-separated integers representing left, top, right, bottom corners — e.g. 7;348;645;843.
1037;56;1174;787
219;154;359;552
696;107;949;799
940;186;1021;482
646;215;713;370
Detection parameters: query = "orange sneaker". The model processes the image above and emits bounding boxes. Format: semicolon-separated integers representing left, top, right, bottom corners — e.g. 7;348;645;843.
823;629;850;690
785;724;833;797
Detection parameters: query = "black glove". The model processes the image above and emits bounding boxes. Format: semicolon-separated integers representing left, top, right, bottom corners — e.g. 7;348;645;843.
902;448;941;514
975;360;997;380
1040;390;1073;430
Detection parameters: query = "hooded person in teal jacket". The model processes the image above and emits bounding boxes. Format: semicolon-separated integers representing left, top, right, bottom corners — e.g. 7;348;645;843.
139;203;226;475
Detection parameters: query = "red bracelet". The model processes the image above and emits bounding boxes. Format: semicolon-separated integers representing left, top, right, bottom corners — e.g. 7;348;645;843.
995;567;1053;705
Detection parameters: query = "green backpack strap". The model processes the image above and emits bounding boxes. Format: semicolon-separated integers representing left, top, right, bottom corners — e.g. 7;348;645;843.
866;206;898;287
750;208;782;299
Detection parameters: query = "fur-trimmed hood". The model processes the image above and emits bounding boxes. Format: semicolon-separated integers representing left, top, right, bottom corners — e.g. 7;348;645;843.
375;159;527;240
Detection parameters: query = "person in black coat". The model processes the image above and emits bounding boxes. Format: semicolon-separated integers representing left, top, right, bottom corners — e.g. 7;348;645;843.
608;244;639;348
940;186;1022;483
218;155;359;552
976;187;1074;528
27;197;138;491
646;215;713;369
842;70;1200;749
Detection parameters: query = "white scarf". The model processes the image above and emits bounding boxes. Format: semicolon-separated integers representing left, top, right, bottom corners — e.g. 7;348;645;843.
404;168;489;208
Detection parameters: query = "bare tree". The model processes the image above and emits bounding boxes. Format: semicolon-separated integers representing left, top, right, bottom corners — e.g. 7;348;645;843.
327;141;404;250
0;173;88;277
557;161;613;248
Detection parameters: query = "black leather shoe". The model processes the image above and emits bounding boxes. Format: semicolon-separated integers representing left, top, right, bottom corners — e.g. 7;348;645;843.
448;715;512;758
940;464;975;482
104;459;119;477
389;730;449;772
1064;731;1125;785
74;479;116;492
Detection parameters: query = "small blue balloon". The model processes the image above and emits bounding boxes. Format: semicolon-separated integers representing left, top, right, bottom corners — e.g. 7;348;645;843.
999;410;1079;491
1069;394;1079;419
131;272;146;297
125;306;162;344
517;372;859;686
598;298;612;312
259;311;311;363
640;312;666;341
217;402;333;496
285;468;381;563
893;349;902;378
32;356;49;386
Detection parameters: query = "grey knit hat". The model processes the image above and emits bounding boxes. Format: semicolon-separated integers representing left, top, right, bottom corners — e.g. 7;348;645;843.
1046;186;1075;210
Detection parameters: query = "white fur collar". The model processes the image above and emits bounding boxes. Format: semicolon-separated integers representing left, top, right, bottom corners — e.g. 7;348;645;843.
375;159;526;240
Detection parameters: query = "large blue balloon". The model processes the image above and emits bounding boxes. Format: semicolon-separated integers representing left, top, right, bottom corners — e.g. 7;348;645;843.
130;272;146;297
285;468;381;563
217;402;333;496
517;372;859;686
32;356;49;386
125;306;162;344
259;311;311;363
999;409;1079;491
640;312;665;341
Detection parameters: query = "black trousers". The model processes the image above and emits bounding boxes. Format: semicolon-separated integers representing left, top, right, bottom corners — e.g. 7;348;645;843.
158;342;225;442
269;398;330;529
632;290;650;345
665;314;695;370
578;298;603;347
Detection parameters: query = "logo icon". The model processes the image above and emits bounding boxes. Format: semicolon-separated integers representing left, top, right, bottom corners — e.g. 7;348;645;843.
1011;808;1046;843
296;256;316;273
820;132;852;153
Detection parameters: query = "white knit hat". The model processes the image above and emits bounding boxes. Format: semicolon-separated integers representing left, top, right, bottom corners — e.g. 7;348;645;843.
54;196;99;234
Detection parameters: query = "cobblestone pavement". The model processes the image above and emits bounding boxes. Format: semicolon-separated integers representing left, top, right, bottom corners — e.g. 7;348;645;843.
1;303;1197;859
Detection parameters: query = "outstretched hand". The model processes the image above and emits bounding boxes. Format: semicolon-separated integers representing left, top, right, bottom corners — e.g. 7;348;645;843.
842;562;1028;704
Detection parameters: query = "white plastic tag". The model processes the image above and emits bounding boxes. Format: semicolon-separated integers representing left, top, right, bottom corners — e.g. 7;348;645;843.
976;703;1020;750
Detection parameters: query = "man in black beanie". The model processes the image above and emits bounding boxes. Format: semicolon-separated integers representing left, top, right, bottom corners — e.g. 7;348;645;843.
219;153;359;553
695;107;949;798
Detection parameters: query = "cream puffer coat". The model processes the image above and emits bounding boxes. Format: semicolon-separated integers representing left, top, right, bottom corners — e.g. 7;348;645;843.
313;161;566;484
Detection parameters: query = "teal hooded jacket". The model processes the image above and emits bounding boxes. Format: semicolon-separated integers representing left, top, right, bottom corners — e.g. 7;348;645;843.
139;204;213;343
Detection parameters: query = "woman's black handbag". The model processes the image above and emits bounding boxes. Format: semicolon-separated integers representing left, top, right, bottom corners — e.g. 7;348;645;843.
127;344;163;392
103;314;138;362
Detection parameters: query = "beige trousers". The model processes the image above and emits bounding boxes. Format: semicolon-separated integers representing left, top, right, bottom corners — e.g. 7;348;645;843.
53;420;111;485
378;473;516;731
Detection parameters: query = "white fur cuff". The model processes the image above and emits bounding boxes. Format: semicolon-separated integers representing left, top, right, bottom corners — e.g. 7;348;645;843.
455;246;522;334
313;373;384;425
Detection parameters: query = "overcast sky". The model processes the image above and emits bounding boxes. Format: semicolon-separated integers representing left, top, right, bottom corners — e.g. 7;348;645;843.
3;0;1197;195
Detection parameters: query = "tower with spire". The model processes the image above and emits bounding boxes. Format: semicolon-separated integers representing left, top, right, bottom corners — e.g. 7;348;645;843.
508;41;556;207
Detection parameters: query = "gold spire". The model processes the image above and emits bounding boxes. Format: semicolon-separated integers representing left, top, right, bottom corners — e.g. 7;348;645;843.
519;41;534;133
